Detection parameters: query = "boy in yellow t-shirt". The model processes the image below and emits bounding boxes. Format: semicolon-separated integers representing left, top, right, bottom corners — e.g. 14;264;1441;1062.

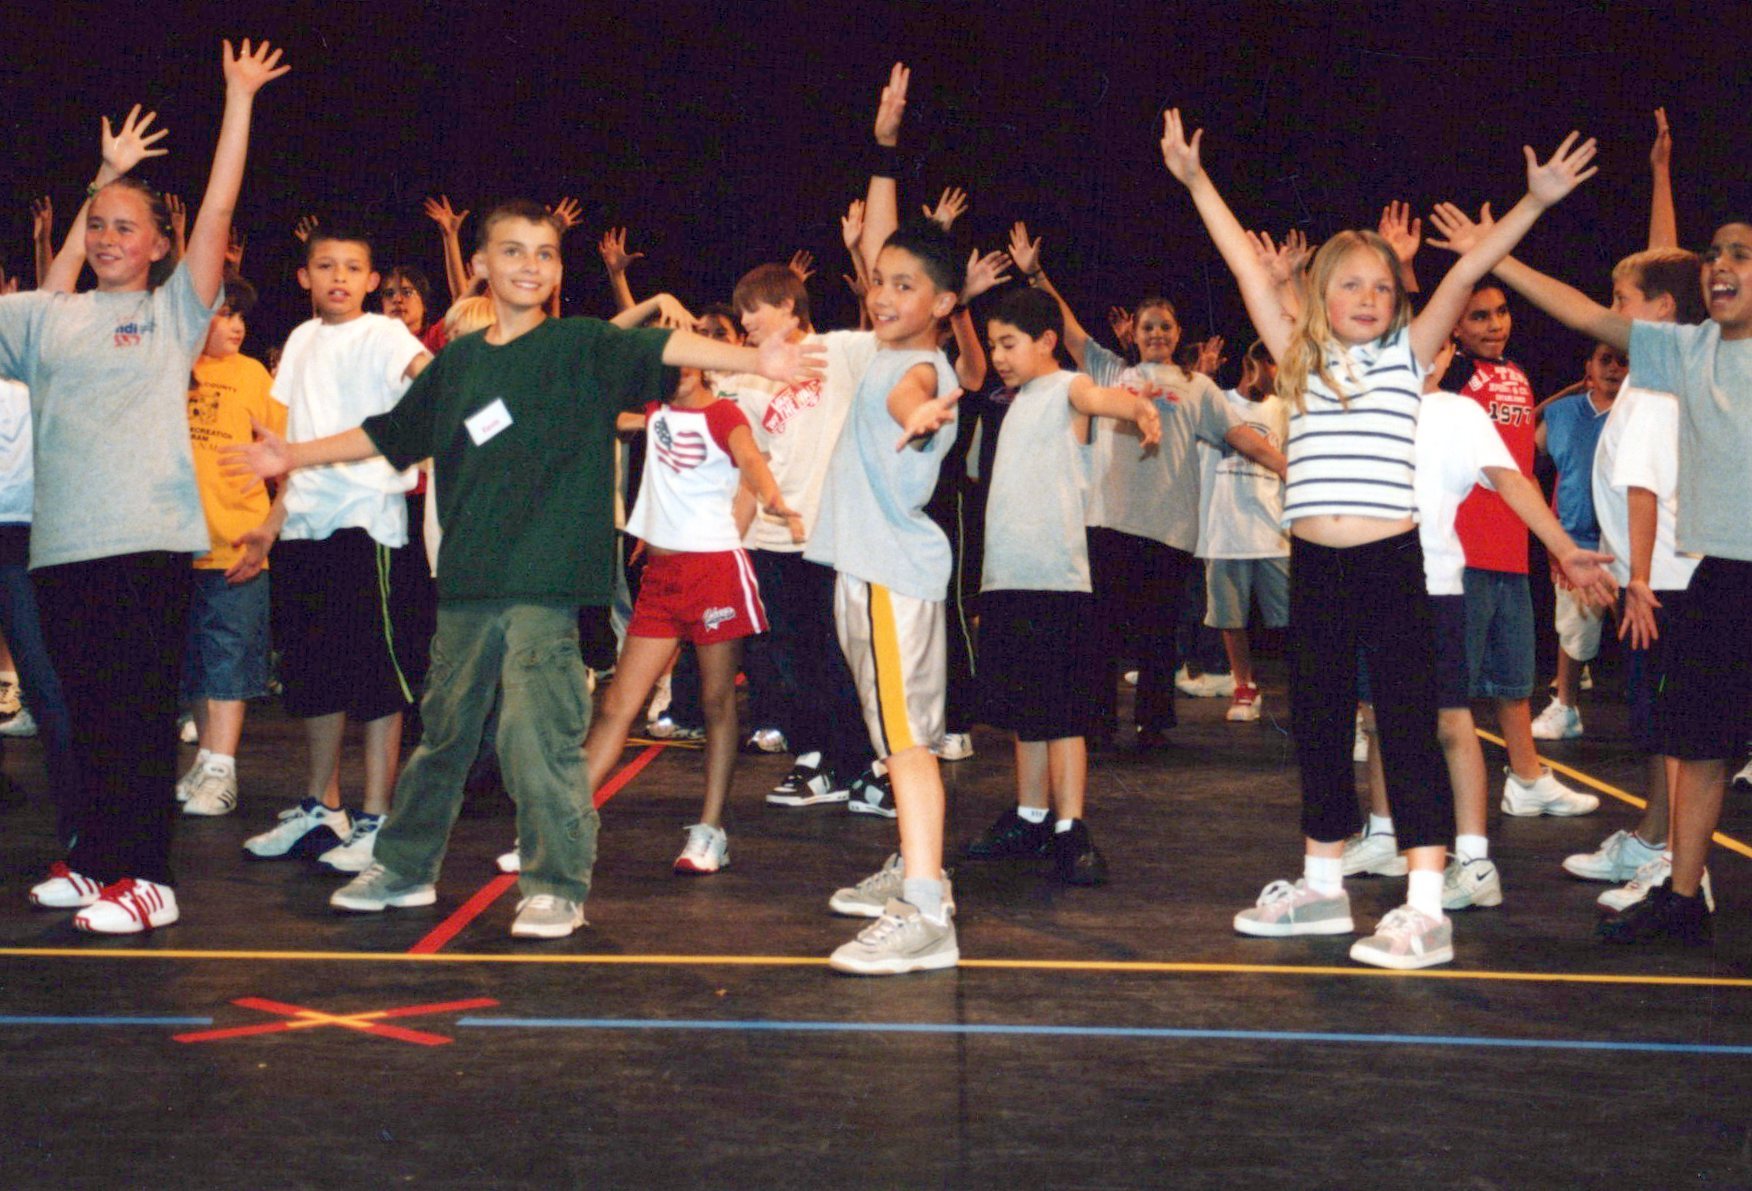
178;277;286;817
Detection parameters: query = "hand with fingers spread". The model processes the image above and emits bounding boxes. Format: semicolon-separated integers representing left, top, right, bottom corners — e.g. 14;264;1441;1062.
1377;200;1422;266
895;391;961;451
1427;201;1495;256
1555;547;1618;610
99;103;170;182
788;249;816;283
1525;131;1599;208
597;226;643;274
292;213;319;243
754;316;826;386
1618;579;1662;650
1007;221;1042;277
874;62;910;147
1649;106;1671;172
1192;335;1228;377
221;415;292;491
31;195;52;240
960;249;1012;304
1109;306;1135;349
422;195;469;236
1158;108;1206;187
840;200;866;252
222;37;292;98
548;196;583;234
842;273;869;301
923;186;968;231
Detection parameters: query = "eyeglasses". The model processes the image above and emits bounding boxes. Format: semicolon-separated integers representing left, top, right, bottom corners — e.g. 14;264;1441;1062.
381;286;421;299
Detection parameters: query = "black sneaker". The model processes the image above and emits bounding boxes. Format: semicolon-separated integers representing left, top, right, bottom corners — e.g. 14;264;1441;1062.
961;809;1053;861
1052;820;1109;886
846;765;895;818
1597;880;1713;945
768;761;848;807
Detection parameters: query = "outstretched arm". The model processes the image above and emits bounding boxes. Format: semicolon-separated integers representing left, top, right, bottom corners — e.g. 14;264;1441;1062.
1068;374;1162;445
187;39;290;307
1411;131;1599;366
861;63;908;272
1159;109;1294;364
1647;107;1677;251
661;319;824;387
1427;201;1630;351
222;420;378;493
888;361;960;449
1009;221;1094;367
1487;467;1617;606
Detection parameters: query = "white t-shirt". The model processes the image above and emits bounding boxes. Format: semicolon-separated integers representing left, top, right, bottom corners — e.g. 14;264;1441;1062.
624;399;749;553
712;330;877;553
0;380;32;525
1195;389;1289;559
1414;392;1515;595
1591;379;1698;591
275;313;426;546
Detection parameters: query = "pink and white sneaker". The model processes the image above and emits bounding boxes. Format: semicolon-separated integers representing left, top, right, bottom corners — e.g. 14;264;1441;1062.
29;862;104;909
73;878;179;934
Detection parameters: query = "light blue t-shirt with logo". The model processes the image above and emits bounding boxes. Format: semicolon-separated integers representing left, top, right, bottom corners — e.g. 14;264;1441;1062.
0;263;217;568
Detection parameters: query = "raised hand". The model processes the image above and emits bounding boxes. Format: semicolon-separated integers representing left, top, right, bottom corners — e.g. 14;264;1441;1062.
923;186;969;231
166;193;187;243
1159;108;1206;187
840;199;866;251
100;104;169;178
221;38;291;98
1109;306;1135;348
1192;335;1228;376
1649;107;1671;172
960;248;1012;303
1377;200;1422;265
31;196;52;241
1007;221;1042;276
225;227;247;272
788;250;816;283
874;62;910;147
548;196;583;234
422;195;468;236
597;226;643;274
292;213;319;243
1281;228;1312;275
1525;131;1599;208
1248;231;1295;287
1427;201;1495;256
842;273;868;300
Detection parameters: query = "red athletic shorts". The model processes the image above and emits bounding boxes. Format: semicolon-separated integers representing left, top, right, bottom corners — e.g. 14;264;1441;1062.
627;549;768;644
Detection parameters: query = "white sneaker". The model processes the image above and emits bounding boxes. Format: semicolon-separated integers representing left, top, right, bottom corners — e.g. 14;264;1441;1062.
496;843;521;873
1598;855;1716;913
673;823;729;874
1226;685;1262;723
746;727;788;753
175;755;207;804
1563;829;1664;882
1350;905;1453;970
829;899;959;975
934;732;974;761
176;713;197;744
1734;756;1752;791
1500;767;1598;817
29;862;104;909
1441;856;1503;910
1341;830;1407;877
510;894;586;939
74;878;179;934
1123;670;1139;686
181;765;238;817
0;706;38;738
1530;698;1583;741
1174;666;1235;698
243;798;351;860
317;812;383;874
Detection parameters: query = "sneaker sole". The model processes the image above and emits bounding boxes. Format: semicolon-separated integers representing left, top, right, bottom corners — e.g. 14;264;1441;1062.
1443;889;1503;910
1500;798;1599;818
1349;941;1454;969
673;858;728;875
766;791;851;807
1530;730;1583;741
1562;858;1640;882
330;888;437;912
29;891;100;910
1225;711;1261;723
829;947;960;975
75;910;179;934
847;802;897;819
1234;915;1355;938
827;894;885;918
1344;856;1408;878
182;801;237;818
511;917;585;940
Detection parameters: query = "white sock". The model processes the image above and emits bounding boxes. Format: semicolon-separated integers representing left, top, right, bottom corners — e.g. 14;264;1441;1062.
1054;818;1074;834
1455;834;1489;863
796;750;822;769
1016;805;1049;824
189;747;212;772
902;876;944;922
1304;855;1344;896
1407;870;1445;921
204;753;236;776
1368;814;1395;838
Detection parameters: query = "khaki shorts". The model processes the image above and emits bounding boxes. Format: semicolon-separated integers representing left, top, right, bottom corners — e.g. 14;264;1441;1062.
833;574;945;759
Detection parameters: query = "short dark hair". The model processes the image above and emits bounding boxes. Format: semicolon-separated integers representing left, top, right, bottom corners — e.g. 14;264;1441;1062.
381;264;433;310
989;286;1064;343
1614;248;1706;324
1135;295;1178;323
304;227;375;266
880;218;963;295
732;264;811;329
1471;274;1508;297
219;275;259;319
475;200;564;254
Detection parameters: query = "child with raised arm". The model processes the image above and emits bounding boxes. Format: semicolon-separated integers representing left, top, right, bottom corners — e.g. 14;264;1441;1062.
1425;200;1737;946
1161;107;1598;968
0;41;288;933
230;200;817;939
960;286;1161;885
237;225;432;875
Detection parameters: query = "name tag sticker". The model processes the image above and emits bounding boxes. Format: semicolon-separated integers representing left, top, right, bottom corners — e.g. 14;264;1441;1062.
465;398;513;446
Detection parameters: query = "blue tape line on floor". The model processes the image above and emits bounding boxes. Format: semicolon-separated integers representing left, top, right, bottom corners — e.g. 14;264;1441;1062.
456;1016;1752;1056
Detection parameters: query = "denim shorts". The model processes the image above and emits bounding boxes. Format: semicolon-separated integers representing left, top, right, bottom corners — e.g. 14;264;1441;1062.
1462;567;1534;700
181;568;271;701
1204;557;1290;629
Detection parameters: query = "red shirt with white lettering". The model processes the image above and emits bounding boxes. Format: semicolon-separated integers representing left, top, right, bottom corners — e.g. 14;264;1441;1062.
1441;352;1534;574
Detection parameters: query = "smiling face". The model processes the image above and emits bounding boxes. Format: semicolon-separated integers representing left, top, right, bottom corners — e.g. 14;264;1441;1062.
298;239;379;323
986;318;1059;388
202;308;247;359
1134;303;1181;364
86;185;170;292
1702;223;1752;338
1453;286;1512;359
473;217;562;315
867;244;955;348
1322;246;1399;348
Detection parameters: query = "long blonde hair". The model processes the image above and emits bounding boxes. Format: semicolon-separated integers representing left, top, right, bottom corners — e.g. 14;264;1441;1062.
1277;230;1410;413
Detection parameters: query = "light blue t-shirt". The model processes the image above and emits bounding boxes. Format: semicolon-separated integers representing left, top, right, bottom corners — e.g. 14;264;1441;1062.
1628;319;1752;561
981;370;1091;593
1541;390;1611;550
804;346;959;601
0;263;217;568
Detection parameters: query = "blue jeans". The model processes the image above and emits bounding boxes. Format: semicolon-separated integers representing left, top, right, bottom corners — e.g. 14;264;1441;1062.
0;554;78;844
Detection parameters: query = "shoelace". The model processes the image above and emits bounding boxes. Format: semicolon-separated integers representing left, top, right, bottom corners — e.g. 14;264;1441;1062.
853;857;902;895
521;894;560;914
92;879;164;928
1372;906;1431;939
859;906;912;943
777;765;817;789
1254;879;1299;906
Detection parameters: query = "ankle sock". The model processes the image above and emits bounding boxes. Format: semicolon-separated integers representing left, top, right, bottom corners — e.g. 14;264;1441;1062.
1456;834;1489;863
1368;814;1395;838
902;876;944;921
204;753;236;777
1305;855;1343;896
796;750;822;769
1054;818;1075;834
1407;870;1445;920
1016;805;1049;824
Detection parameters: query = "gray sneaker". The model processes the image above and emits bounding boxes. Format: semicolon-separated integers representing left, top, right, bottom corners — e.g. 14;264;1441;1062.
829;899;959;975
1350;905;1454;970
1441;856;1503;910
828;855;956;919
510;894;587;939
330;863;436;913
1234;878;1354;937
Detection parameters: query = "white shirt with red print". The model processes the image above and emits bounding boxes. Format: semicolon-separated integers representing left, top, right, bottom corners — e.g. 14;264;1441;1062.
625;398;749;553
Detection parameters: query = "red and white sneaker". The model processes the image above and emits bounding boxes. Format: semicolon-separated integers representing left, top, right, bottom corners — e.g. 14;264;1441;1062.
73;878;179;934
29;862;104;909
1226;684;1262;723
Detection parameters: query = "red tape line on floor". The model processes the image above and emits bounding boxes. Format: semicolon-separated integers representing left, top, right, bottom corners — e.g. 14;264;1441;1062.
406;744;666;955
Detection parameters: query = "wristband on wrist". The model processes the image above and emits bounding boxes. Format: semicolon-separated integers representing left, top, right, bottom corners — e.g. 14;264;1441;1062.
870;143;902;179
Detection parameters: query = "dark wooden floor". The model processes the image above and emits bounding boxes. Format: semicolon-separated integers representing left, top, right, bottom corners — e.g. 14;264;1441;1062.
3;663;1751;1189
